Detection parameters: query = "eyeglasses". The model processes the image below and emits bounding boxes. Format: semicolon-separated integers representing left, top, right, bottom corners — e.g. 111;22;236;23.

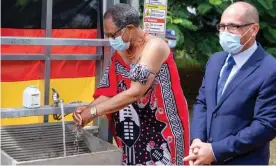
104;27;125;39
216;23;254;33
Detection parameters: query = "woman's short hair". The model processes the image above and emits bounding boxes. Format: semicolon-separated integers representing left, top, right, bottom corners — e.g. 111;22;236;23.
103;3;140;28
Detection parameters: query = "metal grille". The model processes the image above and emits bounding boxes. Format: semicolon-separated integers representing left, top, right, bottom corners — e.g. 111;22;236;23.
1;123;91;162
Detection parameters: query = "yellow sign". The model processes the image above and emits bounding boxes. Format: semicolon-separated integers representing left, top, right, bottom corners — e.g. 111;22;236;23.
145;4;166;10
143;0;168;34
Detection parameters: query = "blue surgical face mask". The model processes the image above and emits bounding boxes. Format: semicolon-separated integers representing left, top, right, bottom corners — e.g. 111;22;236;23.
219;27;253;54
168;40;177;48
109;29;130;51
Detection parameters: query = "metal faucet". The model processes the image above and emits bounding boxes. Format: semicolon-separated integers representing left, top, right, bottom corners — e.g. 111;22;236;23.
52;88;60;107
52;88;64;120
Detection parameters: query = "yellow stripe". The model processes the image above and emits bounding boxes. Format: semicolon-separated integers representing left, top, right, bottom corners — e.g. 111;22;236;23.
48;77;95;122
1;77;96;125
1;80;45;126
145;4;166;10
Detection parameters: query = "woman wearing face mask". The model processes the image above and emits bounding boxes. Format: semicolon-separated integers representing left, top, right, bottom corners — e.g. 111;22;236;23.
73;3;190;166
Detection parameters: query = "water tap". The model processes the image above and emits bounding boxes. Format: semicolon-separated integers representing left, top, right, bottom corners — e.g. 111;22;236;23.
52;88;62;120
52;88;70;120
52;88;60;107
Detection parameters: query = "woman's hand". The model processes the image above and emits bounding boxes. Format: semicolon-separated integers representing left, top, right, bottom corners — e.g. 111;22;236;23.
73;96;110;126
73;105;88;125
79;106;96;126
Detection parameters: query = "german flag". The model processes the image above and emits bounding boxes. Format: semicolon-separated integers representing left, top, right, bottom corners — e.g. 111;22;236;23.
1;0;101;126
1;28;98;126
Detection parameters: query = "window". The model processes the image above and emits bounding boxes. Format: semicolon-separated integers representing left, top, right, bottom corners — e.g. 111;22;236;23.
1;0;99;29
1;0;42;29
52;0;98;29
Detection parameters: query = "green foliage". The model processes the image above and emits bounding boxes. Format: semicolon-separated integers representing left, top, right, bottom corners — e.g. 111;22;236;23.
172;18;198;31
209;0;223;6
268;27;276;42
139;0;276;65
198;3;213;15
267;48;276;57
164;2;199;48
16;0;39;6
256;0;273;10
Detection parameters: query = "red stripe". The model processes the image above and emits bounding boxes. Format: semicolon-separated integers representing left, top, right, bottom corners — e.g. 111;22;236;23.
1;61;44;82
1;28;44;54
1;28;97;82
1;28;97;54
144;18;165;23
1;60;96;82
51;60;95;79
51;29;97;54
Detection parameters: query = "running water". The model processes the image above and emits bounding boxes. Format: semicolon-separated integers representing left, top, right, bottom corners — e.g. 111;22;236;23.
60;100;66;157
73;125;82;155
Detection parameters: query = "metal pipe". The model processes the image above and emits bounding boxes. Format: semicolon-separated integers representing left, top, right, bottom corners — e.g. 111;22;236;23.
42;0;53;123
1;54;103;61
1;54;46;60
1;36;110;46
0;103;89;118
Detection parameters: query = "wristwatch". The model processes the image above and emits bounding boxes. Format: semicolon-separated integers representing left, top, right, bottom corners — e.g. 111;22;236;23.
90;106;98;118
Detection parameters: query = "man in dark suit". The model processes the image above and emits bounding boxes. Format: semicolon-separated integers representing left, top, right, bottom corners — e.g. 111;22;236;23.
184;1;276;165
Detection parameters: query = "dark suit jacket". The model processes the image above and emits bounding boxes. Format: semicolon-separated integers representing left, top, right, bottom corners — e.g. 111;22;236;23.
191;44;276;164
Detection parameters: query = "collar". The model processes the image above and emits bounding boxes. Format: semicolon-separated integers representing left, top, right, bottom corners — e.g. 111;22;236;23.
229;41;258;68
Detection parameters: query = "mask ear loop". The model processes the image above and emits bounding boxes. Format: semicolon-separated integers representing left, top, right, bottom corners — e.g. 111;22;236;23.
120;28;132;45
128;30;132;44
120;28;127;38
241;25;254;46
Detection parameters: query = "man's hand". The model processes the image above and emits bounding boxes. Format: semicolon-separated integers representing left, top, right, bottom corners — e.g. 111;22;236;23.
73;105;88;125
184;139;202;165
184;142;215;165
191;139;202;155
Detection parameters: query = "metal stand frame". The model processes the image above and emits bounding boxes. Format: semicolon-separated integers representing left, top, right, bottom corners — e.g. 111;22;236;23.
0;0;119;143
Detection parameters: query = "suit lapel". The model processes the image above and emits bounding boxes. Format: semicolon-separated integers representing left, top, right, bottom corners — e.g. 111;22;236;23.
209;52;228;110
215;46;265;111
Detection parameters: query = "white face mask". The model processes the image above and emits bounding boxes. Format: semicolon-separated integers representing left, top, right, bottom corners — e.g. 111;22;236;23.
109;36;130;51
219;26;253;54
168;40;177;48
108;28;131;51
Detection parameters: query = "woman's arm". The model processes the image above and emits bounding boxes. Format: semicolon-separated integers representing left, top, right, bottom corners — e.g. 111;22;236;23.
79;37;170;126
89;95;111;107
96;76;155;116
96;37;170;115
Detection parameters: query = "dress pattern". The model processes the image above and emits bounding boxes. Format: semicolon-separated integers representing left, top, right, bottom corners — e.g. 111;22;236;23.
93;51;190;165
